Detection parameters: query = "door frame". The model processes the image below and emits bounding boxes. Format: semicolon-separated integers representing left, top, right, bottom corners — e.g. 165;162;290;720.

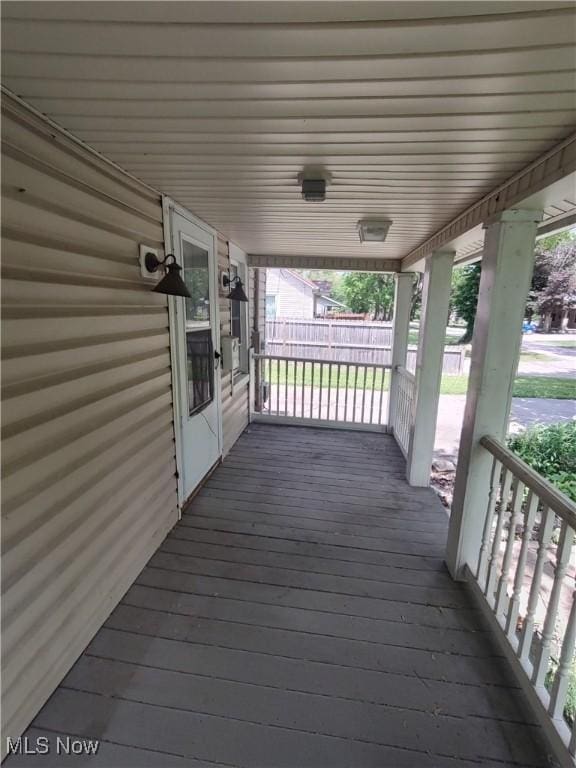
162;195;223;510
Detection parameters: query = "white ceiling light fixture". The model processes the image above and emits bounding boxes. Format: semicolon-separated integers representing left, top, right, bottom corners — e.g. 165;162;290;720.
357;220;393;244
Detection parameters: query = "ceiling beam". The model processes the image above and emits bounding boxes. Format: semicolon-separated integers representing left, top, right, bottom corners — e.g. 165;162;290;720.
247;254;400;272
401;131;576;270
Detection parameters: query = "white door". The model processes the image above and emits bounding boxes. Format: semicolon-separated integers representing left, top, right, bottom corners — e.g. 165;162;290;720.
169;209;221;501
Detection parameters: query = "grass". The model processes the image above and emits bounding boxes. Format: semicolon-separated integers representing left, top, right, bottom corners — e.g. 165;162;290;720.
408;330;463;346
266;363;576;399
513;376;576;399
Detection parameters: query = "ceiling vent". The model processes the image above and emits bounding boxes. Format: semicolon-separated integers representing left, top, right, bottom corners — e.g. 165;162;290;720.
301;178;326;202
357;219;393;244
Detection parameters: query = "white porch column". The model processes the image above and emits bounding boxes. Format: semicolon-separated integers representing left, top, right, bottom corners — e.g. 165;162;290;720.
406;250;454;487
446;209;543;579
387;273;414;429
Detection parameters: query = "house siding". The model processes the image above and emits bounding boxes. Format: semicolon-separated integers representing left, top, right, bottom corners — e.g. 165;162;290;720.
1;97;180;746
266;268;315;319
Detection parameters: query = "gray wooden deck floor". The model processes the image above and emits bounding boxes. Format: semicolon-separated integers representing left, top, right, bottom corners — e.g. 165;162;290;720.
11;425;550;767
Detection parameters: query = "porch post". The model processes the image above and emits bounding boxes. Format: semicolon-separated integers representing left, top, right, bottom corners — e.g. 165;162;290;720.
406;250;454;486
446;209;543;579
387;273;414;429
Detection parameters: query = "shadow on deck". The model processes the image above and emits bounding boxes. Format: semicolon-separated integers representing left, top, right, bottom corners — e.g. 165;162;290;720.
10;425;550;767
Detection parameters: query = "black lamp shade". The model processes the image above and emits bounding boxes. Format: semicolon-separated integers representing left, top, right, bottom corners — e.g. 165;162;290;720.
227;278;249;303
153;262;191;298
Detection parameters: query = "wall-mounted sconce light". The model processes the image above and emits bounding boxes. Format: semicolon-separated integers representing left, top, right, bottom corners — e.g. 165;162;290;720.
141;250;191;298
222;273;249;302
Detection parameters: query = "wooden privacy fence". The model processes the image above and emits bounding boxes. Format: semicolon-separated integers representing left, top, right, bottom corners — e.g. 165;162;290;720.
468;435;576;762
265;318;466;374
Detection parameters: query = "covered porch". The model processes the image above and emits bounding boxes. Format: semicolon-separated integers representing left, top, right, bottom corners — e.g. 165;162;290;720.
2;3;576;766
9;424;547;767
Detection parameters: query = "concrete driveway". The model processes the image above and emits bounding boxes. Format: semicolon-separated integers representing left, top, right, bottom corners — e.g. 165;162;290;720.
434;395;575;461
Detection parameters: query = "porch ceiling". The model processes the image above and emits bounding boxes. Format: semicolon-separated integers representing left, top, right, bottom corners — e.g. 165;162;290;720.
2;1;575;263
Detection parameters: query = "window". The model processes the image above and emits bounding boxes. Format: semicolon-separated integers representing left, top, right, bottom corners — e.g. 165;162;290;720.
182;239;214;415
229;259;248;377
266;295;277;319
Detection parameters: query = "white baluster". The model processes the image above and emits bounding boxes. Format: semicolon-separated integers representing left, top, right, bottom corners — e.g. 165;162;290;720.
319;362;324;420
309;362;315;418
495;478;525;618
378;367;386;426
519;506;555;663
361;366;368;424
477;457;502;587
533;521;574;690
549;576;576;720
352;364;359;423
284;359;288;416
506;490;539;640
485;468;513;603
335;363;341;422
344;363;350;422
369;367;376;424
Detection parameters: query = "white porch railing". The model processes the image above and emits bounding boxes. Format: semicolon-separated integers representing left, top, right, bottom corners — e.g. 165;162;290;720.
252;353;391;431
468;435;576;765
391;366;415;457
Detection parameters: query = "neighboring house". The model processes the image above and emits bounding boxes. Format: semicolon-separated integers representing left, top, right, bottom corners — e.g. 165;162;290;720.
315;293;348;317
266;269;346;318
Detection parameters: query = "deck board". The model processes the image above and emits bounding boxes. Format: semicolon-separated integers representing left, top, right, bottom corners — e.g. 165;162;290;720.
10;425;549;767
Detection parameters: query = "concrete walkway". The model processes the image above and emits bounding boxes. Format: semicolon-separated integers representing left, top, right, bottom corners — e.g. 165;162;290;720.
435;395;575;461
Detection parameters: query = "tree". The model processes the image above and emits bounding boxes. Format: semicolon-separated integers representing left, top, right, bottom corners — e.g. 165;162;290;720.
451;264;481;344
530;234;576;327
410;273;423;321
333;272;395;320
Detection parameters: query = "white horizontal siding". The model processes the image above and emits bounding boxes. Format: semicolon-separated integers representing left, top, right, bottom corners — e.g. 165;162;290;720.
1;95;179;748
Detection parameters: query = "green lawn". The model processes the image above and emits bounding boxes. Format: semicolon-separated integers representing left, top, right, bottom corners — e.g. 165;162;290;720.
408;330;463;346
265;362;575;399
513;376;576;399
519;351;552;362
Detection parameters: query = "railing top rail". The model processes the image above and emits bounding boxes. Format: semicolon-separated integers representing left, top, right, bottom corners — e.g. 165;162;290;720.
254;352;392;371
480;435;576;528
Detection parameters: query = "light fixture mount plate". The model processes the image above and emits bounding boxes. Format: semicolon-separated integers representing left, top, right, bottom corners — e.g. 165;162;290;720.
139;245;160;279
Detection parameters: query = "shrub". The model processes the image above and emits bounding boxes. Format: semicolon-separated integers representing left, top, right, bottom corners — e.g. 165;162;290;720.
507;421;576;502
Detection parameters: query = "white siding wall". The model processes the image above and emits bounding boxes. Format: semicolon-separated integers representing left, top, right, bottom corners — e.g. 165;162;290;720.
266;269;315;319
0;96;181;747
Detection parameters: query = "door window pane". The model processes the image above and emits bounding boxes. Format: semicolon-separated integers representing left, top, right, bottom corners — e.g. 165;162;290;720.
186;328;214;416
183;240;210;328
182;239;213;415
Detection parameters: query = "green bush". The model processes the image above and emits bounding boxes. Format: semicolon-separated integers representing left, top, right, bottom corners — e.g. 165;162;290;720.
546;659;576;727
507;421;576;502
